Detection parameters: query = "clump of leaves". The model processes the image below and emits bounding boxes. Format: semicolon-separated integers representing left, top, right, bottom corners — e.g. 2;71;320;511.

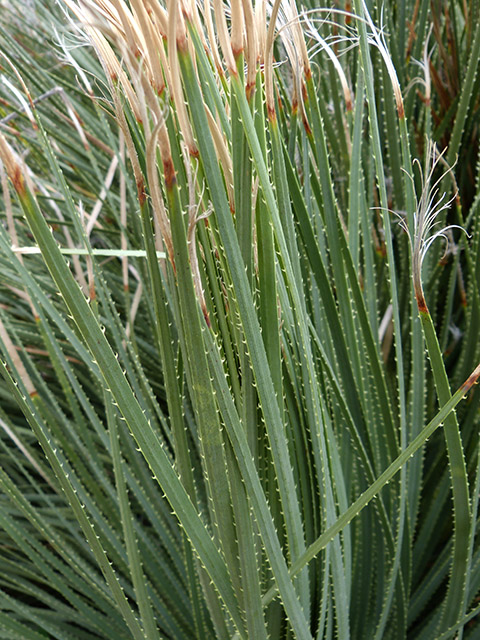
0;1;479;639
